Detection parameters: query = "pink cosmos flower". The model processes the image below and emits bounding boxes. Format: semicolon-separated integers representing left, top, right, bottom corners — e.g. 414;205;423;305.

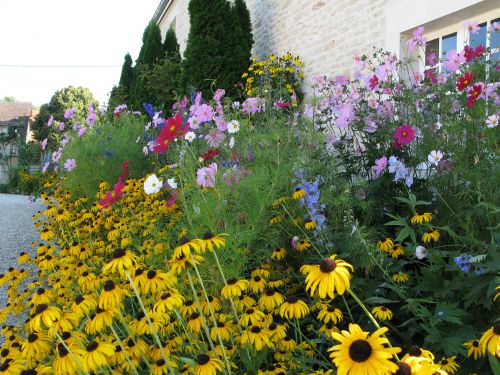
205;128;226;147
63;159;76;171
369;75;379;90
372;156;387;178
64;108;76;119
78;127;87;137
213;89;225;102
42;162;50;173
195;104;214;123
58;122;65;131
486;114;498;128
41;138;48;150
196;163;217;188
47;115;54;127
426;51;438;66
394;124;415;146
443;50;465;72
465;20;480;35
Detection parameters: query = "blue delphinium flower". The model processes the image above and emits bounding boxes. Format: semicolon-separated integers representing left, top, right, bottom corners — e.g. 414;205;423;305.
143;103;155;118
454;254;472;273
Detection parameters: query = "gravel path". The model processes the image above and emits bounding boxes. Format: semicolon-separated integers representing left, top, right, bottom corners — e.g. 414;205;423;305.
0;194;44;327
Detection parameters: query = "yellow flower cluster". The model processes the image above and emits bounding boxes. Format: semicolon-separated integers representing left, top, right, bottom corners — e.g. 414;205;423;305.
242;53;304;99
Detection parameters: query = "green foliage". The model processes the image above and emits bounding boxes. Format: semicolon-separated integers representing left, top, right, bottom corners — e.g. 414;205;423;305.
130;21;164;109
119;53;134;90
231;0;253;79
31;86;98;144
162;27;180;63
59;114;154;199
181;0;247;96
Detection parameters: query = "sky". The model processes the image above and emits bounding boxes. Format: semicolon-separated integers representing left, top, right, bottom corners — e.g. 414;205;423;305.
0;0;160;107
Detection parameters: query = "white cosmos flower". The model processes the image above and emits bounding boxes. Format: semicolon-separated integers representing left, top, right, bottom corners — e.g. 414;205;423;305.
167;178;177;189
227;120;240;134
486;114;498;128
185;131;196;142
144;174;162;195
229;137;235;148
415;246;427;259
427;150;443;166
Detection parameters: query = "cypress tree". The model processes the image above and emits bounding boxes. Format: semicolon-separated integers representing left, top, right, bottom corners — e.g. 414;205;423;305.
163;27;181;63
181;0;238;95
232;0;253;76
119;53;134;91
130;21;163;109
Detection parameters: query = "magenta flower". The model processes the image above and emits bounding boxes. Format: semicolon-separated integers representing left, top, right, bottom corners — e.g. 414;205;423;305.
58;122;65;131
63;159;76;171
78;127;87;137
64;108;76;119
372;156;388;178
213;89;225;102
204;129;226;147
195;104;214;123
196;163;217;188
41;138;48;150
394;124;415;146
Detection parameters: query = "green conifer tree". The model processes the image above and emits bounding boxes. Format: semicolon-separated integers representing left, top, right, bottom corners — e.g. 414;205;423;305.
181;0;240;95
163;27;181;63
232;0;254;77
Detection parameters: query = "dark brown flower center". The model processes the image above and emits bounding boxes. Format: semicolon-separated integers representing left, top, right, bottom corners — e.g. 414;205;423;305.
179;236;189;245
112;248;126;259
161;292;171;300
74;295;84;304
349;339;372;362
103;280;115;291
286;296;298;304
251;326;261;333
266;290;276;296
408;345;421;356
27;333;38;343
254;276;261;282
35;304;48;315
147;270;157;279
227;278;237;285
62;332;71;340
156;359;166;366
58;343;69;357
494;325;500;335
472;340;479;347
203;232;213;240
320;258;337;273
86;341;98;352
394;362;412;375
197;354;210;365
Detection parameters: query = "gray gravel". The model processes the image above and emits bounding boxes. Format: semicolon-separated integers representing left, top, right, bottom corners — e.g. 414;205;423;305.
0;194;44;328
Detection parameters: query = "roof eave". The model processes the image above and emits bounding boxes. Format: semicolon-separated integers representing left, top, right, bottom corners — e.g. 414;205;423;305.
152;0;174;24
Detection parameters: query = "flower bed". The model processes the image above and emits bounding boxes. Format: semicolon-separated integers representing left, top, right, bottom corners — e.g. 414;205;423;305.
0;26;499;375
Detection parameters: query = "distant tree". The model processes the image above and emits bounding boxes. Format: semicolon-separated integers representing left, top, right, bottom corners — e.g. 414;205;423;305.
1;96;17;103
130;21;164;109
163;27;181;63
119;53;134;95
31;86;98;146
232;0;253;75
109;53;134;109
180;0;241;96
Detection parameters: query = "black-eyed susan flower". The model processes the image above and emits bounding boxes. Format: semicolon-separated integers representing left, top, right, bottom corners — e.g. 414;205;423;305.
292;188;306;200
142;270;176;295
31;288;52;305
479;325;500;356
377;237;394;252
271;247;286;260
125;338;148;361
187;312;205;334
302;255;353;299
82;340;115;372
328;324;401;375
268;279;286;289
258;290;285;311
210;314;235;342
99;280;126;309
193;353;223;375
269;215;282;225
388;243;405;259
102;248;137;275
153;289;184;313
240;325;271;351
279;296;309;319
179;299;197;318
169;253;204;275
296;239;311;252
411;212;432;224
201;295;221;316
317;306;343;324
405;345;435;361
196;232;227;253
29;304;62;331
438;356;459;374
272;196;289;207
393;356;441;374
221;278;249;299
464;339;485;360
266;321;287;343
173;237;200;258
422;228;440;243
392;272;410;283
278;336;297;352
239;308;266;326
249;276;267;294
494;285;500;301
17;252;30;264
84;307;117;334
372;306;393;321
320;321;340;338
21;332;50;361
53;342;84;375
305;220;317;230
71;294;97;319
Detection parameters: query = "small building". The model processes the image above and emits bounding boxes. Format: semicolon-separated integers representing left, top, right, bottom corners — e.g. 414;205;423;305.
0;102;37;184
153;0;499;87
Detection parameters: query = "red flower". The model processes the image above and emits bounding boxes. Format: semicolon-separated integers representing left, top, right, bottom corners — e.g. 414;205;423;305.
99;178;125;208
152;113;189;153
424;69;438;84
467;84;482;108
119;161;129;180
200;149;220;162
463;45;475;62
457;72;474;91
369;75;379;90
166;193;177;208
474;44;484;59
275;101;291;108
394;124;415;146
